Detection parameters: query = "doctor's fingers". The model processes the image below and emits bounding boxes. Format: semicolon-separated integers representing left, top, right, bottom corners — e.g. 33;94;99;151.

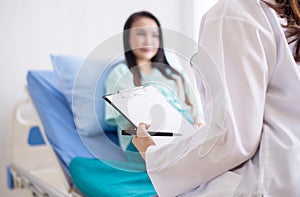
137;122;151;137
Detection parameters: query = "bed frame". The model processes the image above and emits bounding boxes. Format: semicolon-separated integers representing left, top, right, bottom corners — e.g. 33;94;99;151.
7;87;82;197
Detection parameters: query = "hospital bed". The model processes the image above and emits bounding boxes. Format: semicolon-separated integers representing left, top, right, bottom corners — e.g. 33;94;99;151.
6;57;156;197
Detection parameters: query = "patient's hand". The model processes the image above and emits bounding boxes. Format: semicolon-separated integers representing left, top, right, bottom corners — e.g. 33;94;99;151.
132;123;156;160
193;115;203;130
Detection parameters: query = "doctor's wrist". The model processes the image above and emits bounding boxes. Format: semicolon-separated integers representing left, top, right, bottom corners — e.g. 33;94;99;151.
132;136;156;159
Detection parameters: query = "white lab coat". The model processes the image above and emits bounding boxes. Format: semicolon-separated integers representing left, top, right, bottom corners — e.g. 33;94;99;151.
145;0;300;196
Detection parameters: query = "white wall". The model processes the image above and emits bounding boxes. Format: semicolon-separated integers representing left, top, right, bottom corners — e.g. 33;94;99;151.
0;0;216;196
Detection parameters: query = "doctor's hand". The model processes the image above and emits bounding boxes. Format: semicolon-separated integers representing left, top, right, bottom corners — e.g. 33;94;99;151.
132;122;156;160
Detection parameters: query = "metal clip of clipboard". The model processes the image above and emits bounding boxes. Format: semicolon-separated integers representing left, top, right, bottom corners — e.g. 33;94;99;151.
118;86;148;98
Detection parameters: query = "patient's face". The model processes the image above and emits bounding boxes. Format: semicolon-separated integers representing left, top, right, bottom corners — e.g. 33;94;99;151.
129;17;160;63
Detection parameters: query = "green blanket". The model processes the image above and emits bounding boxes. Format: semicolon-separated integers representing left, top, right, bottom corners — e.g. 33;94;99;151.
69;157;157;197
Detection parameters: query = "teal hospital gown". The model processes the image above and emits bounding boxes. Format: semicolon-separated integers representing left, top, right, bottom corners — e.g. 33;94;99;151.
105;62;200;151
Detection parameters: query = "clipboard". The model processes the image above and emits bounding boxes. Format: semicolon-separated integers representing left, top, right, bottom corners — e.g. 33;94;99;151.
103;86;196;137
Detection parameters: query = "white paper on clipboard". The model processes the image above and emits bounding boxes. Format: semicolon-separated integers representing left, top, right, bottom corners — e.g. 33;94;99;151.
103;86;196;147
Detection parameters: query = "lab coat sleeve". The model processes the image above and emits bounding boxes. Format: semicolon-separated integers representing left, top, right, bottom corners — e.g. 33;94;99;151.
145;16;276;196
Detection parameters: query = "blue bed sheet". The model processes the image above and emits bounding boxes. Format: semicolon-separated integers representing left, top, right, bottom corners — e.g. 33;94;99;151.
27;71;127;170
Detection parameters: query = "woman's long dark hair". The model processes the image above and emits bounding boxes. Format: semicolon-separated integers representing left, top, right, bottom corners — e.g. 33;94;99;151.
264;0;300;62
123;11;193;109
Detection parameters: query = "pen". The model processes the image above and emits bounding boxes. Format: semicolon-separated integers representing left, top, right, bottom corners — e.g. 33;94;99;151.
122;129;182;137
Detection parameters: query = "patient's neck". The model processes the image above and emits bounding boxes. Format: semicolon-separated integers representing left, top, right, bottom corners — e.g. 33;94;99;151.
137;60;153;75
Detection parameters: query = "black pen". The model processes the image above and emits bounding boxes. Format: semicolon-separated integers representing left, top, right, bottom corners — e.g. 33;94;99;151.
122;129;182;137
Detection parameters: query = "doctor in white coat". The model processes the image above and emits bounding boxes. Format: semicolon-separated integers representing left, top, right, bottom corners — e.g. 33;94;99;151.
133;0;300;196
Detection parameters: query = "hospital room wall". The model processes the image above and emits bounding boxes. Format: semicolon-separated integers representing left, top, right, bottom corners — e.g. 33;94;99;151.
0;0;217;196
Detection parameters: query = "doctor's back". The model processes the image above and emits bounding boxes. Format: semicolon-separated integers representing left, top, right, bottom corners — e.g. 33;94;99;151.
199;0;300;196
